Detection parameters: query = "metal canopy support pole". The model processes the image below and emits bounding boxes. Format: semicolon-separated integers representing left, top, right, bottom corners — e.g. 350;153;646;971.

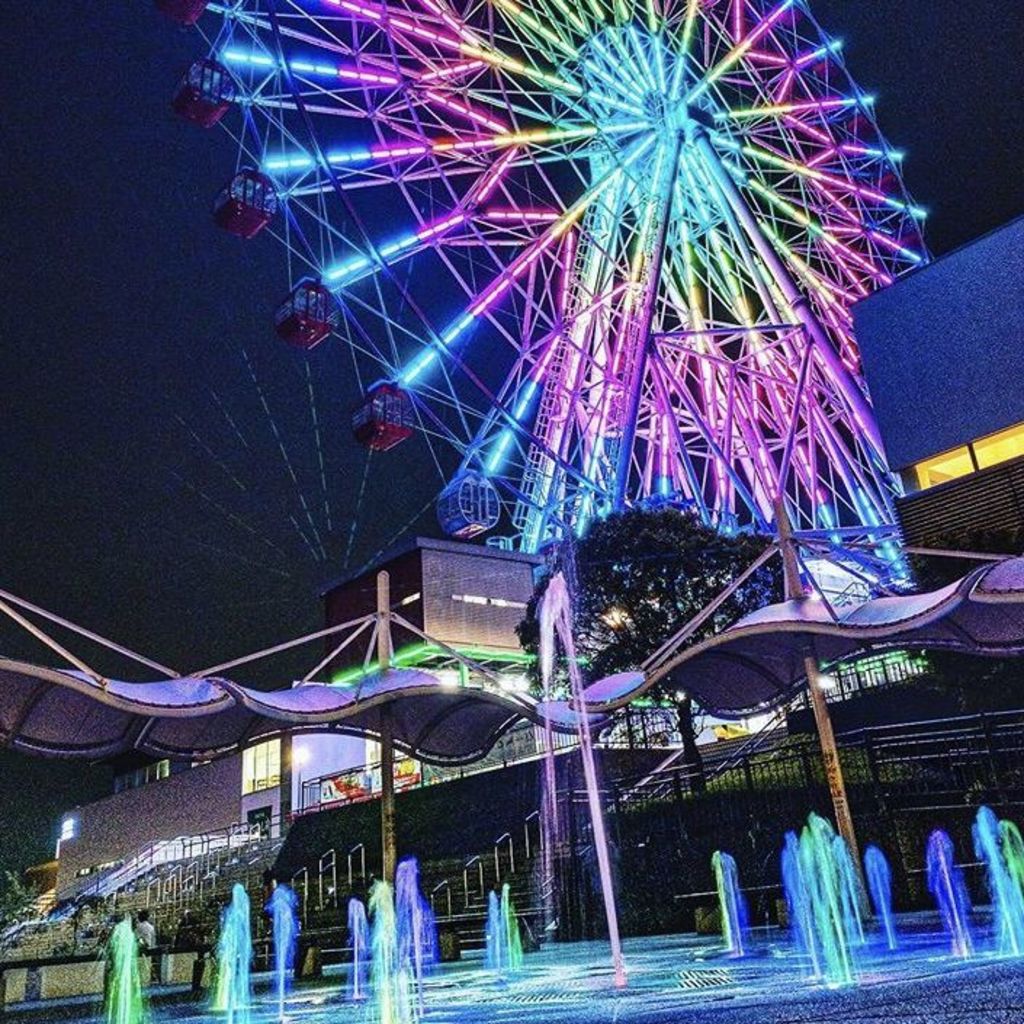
377;570;397;883
775;500;862;871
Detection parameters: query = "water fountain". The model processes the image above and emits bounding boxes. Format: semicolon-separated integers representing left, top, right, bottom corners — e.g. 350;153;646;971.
266;883;299;1021
212;883;252;1022
925;829;973;958
540;572;626;986
105;916;144;1024
348;897;370;1001
782;813;858;986
395;857;437;1008
863;846;897;950
973;805;1024;955
711;851;747;957
831;833;865;947
369;879;414;1024
486;883;524;977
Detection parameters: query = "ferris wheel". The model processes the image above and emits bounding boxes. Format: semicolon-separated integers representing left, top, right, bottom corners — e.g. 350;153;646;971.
158;0;926;555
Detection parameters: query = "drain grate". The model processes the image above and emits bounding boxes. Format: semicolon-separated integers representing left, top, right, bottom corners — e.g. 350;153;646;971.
676;967;734;990
506;990;588;1005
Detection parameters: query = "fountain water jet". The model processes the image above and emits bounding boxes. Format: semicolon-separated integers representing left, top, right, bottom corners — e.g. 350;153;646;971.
369;879;414;1024
265;884;299;1021
212;883;252;1022
711;851;747;957
105;916;144;1024
863;846;897;950
348;897;370;1001
973;806;1024;955
395;857;437;1009
486;883;524;977
782;814;858;986
540;572;626;986
925;829;973;958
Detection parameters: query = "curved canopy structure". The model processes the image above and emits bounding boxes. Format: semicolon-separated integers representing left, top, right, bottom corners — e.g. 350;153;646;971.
585;557;1024;719
0;661;596;766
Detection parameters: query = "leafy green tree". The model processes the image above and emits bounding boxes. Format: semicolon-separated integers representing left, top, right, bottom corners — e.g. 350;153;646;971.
0;870;38;934
517;507;782;789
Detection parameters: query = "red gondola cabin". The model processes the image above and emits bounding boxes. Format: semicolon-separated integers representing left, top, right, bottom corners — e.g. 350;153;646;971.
275;279;335;350
352;383;415;451
156;0;209;25
172;59;236;127
213;170;278;239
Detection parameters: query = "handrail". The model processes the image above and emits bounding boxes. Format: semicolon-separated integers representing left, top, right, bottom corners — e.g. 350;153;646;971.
318;849;337;910
463;855;484;907
291;867;309;923
430;879;452;920
524;810;540;860
493;832;514;880
347;843;366;886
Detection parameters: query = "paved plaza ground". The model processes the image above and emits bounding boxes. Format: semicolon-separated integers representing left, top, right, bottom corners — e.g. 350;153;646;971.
11;916;1024;1024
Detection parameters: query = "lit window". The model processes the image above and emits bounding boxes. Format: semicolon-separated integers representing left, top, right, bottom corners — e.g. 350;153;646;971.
914;446;974;490
242;739;282;795
973;422;1024;470
451;594;527;609
60;817;77;842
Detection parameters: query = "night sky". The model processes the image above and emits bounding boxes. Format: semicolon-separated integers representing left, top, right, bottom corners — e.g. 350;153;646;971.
1;2;1022;875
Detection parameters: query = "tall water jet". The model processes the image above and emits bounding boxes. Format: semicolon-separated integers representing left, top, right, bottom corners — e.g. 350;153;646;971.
348;897;370;1001
486;884;523;977
925;829;973;958
212;883;252;1023
782;814;857;985
105;916;144;1024
782;831;820;977
712;851;747;957
266;884;299;1021
832;834;865;947
394;857;437;1009
863;846;896;950
369;879;414;1024
973;806;1024;955
540;572;626;986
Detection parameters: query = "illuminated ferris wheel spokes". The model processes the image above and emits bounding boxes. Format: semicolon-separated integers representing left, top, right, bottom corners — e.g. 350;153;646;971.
161;0;926;551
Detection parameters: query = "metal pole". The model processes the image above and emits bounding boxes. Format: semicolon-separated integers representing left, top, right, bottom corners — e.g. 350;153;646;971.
377;571;397;884
775;499;862;870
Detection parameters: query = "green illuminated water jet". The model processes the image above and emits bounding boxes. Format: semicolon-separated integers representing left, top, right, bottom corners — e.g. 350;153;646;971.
104;916;145;1024
211;883;251;1022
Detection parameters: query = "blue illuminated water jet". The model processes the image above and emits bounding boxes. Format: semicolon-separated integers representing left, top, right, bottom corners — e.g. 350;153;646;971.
212;883;252;1022
266;883;299;1021
348;897;369;1001
925;829;973;958
395;857;437;1009
712;851;747;957
782;813;858;986
486;883;524;977
863;846;896;950
973;805;1024;956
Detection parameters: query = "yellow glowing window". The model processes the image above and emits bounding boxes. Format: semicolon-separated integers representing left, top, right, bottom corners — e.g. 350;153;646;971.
242;739;281;795
973;422;1024;470
914;447;974;490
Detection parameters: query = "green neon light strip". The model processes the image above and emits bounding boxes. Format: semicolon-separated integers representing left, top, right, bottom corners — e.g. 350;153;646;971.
330;642;535;686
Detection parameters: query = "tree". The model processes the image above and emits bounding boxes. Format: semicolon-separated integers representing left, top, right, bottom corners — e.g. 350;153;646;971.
0;870;38;946
517;507;782;789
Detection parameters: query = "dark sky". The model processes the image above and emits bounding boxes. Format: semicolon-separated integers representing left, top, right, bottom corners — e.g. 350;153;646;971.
1;2;1022;875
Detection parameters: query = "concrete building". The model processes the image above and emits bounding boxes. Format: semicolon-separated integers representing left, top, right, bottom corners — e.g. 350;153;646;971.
854;216;1024;545
52;538;543;898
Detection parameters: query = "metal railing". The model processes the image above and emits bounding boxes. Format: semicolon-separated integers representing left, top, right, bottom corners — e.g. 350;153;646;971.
318;849;337;909
347;843;367;886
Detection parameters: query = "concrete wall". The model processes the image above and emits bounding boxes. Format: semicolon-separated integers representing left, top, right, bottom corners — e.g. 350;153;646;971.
421;544;538;652
57;754;243;896
854;215;1024;471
